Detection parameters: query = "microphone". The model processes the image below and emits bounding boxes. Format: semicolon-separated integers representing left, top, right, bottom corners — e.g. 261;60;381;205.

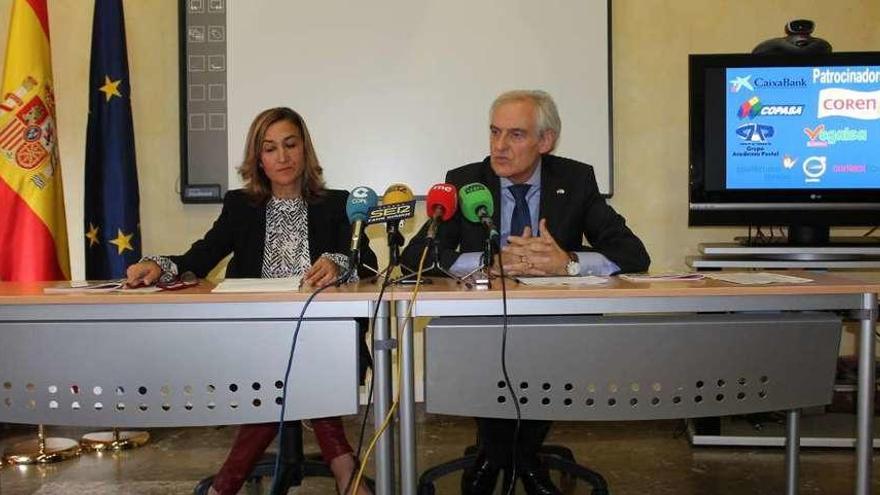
458;182;498;240
382;183;415;265
345;186;379;271
425;183;457;240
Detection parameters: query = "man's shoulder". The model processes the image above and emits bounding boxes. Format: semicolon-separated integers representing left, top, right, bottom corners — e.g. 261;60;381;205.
543;154;595;178
446;157;491;184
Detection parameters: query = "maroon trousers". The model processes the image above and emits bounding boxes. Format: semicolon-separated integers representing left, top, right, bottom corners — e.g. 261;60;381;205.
211;417;353;494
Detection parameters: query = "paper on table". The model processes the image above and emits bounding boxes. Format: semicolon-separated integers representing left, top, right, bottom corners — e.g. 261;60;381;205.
43;280;161;294
705;272;813;285
619;272;705;282
516;276;609;286
211;277;302;293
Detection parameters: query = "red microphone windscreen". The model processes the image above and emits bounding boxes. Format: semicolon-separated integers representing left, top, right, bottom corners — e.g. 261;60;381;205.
426;183;457;221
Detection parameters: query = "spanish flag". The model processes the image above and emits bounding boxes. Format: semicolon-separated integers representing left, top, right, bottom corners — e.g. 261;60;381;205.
0;0;69;281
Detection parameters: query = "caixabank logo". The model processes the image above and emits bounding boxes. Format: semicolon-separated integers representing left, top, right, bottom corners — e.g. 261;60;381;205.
738;96;804;119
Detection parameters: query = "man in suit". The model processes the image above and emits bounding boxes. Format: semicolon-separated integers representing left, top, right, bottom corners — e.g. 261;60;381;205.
402;90;649;495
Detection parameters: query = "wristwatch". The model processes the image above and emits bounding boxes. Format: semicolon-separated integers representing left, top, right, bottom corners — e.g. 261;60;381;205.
565;251;580;276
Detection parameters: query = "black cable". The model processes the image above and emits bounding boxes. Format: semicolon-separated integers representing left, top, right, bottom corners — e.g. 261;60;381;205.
497;252;521;495
271;268;354;494
342;264;394;495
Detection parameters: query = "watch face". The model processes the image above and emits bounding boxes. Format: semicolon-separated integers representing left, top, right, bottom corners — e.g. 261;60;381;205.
566;261;580;276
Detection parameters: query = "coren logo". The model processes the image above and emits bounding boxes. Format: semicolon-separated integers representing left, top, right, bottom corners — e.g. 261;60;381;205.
817;88;880;120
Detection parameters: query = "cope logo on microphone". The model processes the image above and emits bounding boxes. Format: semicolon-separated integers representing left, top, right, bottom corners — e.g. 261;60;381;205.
366;201;416;224
349;187;372;204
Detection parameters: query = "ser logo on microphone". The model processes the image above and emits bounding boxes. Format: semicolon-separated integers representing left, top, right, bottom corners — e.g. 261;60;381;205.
366;202;416;224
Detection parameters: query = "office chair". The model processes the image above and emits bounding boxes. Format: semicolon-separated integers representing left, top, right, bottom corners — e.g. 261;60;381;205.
417;441;610;495
193;421;349;495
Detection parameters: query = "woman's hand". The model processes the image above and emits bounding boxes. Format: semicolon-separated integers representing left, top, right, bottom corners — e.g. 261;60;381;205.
304;256;339;287
125;261;162;287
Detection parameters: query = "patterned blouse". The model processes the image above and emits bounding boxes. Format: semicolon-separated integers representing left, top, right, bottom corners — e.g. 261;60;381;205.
148;196;349;282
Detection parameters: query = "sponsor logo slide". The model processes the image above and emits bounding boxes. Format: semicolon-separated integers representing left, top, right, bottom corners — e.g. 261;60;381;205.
817;88;880;120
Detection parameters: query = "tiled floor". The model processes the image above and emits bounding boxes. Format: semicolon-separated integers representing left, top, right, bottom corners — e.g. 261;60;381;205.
0;411;876;494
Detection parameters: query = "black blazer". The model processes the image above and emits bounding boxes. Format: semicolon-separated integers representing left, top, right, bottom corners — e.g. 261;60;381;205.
170;189;377;279
402;154;649;274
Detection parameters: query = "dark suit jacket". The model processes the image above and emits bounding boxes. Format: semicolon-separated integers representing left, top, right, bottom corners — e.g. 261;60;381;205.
402;154;649;273
170;189;377;279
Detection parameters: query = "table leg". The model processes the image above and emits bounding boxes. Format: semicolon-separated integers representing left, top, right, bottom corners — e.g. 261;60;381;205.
398;300;417;495
785;409;800;495
374;305;395;495
856;292;877;495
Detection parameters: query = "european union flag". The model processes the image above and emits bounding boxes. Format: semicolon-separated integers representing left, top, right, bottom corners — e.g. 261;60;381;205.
84;0;140;279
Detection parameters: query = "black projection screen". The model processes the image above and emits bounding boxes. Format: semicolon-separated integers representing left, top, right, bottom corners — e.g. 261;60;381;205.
179;0;612;202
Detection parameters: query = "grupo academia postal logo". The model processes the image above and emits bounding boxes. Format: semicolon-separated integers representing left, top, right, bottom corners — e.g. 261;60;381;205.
735;123;774;143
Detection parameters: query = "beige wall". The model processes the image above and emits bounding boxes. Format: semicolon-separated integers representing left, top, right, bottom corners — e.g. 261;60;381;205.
1;1;879;278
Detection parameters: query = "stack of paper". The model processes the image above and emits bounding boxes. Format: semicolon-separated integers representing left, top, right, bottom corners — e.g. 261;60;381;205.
705;272;813;285
211;277;302;293
43;280;160;294
619;273;705;282
516;276;609;286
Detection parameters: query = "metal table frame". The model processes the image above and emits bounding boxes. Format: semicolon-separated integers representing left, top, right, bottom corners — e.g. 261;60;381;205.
0;289;398;495
395;288;878;495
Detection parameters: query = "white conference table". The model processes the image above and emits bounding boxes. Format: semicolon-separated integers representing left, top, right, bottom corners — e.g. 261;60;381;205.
1;273;877;495
392;272;879;495
0;281;398;495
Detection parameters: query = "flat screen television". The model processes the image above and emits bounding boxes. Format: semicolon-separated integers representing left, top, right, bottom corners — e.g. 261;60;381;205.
689;52;880;245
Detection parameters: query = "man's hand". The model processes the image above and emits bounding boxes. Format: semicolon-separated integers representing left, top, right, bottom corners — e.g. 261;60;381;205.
491;226;533;275
497;219;570;276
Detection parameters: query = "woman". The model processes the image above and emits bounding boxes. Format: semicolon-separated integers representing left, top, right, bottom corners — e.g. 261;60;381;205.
126;107;375;495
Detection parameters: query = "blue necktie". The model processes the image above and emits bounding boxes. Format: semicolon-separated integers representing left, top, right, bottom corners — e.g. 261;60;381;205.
509;184;532;238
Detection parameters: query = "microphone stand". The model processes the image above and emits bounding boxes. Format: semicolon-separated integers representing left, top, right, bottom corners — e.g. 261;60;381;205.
394;235;464;284
461;235;496;288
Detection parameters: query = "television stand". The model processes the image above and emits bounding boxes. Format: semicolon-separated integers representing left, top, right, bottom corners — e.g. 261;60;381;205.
689;242;880;269
735;236;880;248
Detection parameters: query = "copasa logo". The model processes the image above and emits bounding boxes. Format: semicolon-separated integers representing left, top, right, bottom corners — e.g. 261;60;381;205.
738;97;761;118
735;123;774;143
738;96;804;119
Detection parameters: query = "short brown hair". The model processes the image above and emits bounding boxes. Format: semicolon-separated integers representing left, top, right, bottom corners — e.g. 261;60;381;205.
238;107;326;204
